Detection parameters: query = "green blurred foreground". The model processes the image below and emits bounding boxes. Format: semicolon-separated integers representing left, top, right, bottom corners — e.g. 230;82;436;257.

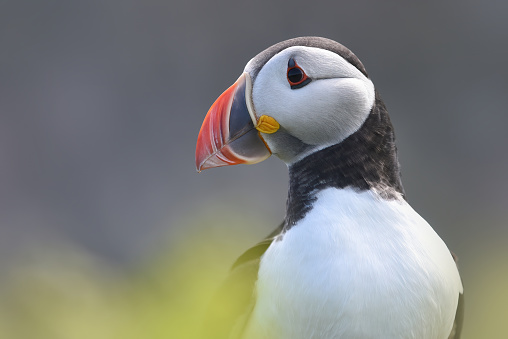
0;220;242;339
0;216;506;338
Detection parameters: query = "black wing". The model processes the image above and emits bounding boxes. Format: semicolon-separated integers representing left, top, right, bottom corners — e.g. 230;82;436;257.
200;223;283;339
448;252;464;339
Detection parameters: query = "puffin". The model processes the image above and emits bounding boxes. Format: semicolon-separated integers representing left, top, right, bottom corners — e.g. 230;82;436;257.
195;37;464;339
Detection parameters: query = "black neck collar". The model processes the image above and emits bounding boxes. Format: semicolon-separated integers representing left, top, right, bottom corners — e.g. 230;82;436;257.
284;92;405;229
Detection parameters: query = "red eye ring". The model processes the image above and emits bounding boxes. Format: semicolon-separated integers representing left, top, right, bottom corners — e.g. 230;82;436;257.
287;58;312;89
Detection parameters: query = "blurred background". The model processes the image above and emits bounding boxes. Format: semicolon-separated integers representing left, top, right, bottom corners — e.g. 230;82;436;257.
0;0;507;338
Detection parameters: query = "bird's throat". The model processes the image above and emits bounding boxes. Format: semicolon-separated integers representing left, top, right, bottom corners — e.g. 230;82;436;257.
284;92;405;229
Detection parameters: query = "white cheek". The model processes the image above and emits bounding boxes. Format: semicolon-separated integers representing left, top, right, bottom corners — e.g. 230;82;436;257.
253;76;375;146
289;79;373;145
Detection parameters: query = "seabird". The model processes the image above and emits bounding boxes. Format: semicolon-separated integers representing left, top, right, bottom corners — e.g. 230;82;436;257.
195;37;464;339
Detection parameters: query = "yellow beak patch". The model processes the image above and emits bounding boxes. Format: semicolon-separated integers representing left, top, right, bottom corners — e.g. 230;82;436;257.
255;115;280;134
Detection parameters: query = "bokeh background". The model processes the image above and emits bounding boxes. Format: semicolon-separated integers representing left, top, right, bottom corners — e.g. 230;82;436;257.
1;0;507;338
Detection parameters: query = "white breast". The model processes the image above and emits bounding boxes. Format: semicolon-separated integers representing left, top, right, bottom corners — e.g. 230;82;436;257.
242;188;462;339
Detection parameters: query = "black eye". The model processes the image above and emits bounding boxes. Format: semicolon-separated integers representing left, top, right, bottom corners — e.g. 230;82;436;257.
287;67;304;83
287;58;311;89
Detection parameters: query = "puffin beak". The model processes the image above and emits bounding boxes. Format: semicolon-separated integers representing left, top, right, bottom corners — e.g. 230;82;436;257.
196;73;272;172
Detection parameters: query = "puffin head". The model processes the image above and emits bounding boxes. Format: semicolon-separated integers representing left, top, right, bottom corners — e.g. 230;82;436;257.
195;37;376;171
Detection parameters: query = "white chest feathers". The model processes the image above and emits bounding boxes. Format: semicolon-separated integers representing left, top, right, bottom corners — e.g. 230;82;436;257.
242;188;462;339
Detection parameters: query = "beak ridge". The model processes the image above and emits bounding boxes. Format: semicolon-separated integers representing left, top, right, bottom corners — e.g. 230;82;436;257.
195;73;271;172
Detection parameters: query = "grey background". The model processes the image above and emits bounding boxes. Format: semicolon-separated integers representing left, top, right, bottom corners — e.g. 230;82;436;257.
1;0;507;336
